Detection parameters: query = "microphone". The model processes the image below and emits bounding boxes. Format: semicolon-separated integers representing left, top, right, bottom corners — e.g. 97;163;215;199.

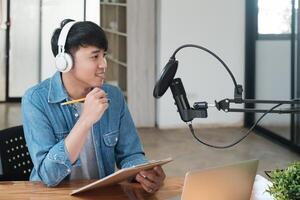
170;78;191;122
170;78;208;122
153;55;208;122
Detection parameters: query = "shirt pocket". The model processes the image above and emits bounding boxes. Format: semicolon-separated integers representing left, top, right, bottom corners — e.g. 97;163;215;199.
103;130;119;147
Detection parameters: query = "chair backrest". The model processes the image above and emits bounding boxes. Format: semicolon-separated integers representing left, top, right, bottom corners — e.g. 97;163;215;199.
0;126;33;181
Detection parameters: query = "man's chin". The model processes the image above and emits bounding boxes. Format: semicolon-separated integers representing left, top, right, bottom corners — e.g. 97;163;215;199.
91;80;104;88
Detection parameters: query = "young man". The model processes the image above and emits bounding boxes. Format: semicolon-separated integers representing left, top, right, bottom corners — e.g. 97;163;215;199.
22;19;165;193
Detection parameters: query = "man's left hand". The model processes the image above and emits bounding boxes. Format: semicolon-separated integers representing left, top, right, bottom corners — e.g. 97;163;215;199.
135;166;166;193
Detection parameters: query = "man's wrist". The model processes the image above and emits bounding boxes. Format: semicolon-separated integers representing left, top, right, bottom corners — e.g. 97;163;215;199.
77;116;93;129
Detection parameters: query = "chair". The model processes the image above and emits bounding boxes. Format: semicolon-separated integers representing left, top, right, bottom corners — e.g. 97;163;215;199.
0;126;33;181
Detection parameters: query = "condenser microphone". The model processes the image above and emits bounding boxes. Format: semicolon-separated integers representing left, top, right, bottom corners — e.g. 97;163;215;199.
153;55;208;122
170;78;193;122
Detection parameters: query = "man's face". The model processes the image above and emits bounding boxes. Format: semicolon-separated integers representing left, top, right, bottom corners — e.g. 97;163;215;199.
71;45;107;88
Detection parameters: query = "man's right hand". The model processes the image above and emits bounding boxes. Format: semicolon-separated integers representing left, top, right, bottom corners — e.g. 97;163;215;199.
65;87;109;164
80;87;109;126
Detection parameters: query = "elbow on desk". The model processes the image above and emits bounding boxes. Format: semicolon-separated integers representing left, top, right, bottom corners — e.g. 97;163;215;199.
44;180;61;187
34;143;73;187
35;163;71;187
38;171;68;187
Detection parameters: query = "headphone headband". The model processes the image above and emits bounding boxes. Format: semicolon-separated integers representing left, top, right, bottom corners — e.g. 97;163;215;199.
55;21;76;73
57;21;76;54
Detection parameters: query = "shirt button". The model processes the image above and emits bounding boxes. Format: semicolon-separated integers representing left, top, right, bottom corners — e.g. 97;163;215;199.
74;113;79;118
67;169;71;173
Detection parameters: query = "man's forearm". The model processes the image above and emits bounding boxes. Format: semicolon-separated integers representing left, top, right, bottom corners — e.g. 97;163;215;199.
65;117;92;163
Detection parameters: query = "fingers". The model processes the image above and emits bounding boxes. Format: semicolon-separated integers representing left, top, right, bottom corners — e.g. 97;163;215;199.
94;91;107;99
140;171;160;185
98;97;110;104
86;88;110;104
88;88;107;98
135;167;166;193
141;167;165;185
80;88;110;126
136;173;157;193
88;87;101;95
154;166;166;180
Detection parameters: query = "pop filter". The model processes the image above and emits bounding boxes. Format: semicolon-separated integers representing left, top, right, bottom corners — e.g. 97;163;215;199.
153;58;178;98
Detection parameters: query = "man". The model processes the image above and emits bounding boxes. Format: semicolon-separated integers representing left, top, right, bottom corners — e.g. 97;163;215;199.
22;19;165;193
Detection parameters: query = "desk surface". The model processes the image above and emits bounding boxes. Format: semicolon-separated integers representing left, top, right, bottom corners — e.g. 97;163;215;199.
0;177;184;200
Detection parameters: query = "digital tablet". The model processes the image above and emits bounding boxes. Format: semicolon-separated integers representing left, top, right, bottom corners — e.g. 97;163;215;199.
70;157;173;195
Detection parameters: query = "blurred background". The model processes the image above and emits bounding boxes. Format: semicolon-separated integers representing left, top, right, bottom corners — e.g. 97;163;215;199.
0;0;299;178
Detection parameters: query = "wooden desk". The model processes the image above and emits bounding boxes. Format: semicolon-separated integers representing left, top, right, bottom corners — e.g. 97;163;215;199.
0;177;184;200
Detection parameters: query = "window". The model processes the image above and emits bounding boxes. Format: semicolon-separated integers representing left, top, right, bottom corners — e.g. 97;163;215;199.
258;0;292;34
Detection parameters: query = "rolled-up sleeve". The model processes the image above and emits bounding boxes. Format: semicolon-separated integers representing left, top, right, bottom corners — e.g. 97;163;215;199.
22;91;72;187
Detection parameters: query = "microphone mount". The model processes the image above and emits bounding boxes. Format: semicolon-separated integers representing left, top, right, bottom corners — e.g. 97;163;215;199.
153;43;300;148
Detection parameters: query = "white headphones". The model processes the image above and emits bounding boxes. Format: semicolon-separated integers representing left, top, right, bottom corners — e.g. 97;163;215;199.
55;21;76;73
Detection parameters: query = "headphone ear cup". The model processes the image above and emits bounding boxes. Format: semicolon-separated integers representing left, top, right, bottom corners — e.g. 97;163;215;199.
62;53;73;72
55;53;73;73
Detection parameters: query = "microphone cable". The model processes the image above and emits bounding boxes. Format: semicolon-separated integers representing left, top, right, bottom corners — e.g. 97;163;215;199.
171;44;240;92
187;103;283;149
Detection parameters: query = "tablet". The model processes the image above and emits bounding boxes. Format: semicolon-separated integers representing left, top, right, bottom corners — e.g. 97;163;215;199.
70;157;173;195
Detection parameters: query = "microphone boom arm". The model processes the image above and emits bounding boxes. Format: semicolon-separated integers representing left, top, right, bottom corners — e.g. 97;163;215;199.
216;98;300;114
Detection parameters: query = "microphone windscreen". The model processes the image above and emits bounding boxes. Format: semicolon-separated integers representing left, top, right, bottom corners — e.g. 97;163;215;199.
153;59;178;98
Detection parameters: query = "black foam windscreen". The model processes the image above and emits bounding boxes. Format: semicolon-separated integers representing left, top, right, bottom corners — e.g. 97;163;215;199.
153;59;178;98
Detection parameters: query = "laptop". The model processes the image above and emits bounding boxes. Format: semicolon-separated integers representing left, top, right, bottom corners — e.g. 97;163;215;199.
181;159;258;200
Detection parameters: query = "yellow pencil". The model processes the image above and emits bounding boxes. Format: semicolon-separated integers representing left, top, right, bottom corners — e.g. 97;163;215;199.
61;98;86;105
61;97;110;106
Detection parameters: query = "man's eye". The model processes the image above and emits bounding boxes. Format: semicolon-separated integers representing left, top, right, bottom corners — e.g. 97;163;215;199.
92;55;98;59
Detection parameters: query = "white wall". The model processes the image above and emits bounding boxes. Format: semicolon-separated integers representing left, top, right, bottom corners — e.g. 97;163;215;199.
85;0;100;25
0;26;4;101
41;0;84;80
156;0;245;128
0;0;6;101
9;0;40;97
255;40;291;126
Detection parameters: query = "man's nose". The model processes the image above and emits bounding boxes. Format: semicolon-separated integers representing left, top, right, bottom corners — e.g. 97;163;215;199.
99;57;107;69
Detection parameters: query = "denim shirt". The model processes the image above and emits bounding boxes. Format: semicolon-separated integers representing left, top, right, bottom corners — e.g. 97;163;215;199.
21;71;147;187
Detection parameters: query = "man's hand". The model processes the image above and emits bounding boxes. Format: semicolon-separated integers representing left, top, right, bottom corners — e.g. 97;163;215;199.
81;87;109;126
135;166;166;193
65;87;109;163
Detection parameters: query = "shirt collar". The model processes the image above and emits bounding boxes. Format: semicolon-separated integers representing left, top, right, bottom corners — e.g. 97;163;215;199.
47;71;69;103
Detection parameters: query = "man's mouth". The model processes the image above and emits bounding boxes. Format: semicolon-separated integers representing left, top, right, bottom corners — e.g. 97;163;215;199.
95;73;105;79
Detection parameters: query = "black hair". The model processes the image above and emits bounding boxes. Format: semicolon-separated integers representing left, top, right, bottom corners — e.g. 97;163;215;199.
51;19;108;57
